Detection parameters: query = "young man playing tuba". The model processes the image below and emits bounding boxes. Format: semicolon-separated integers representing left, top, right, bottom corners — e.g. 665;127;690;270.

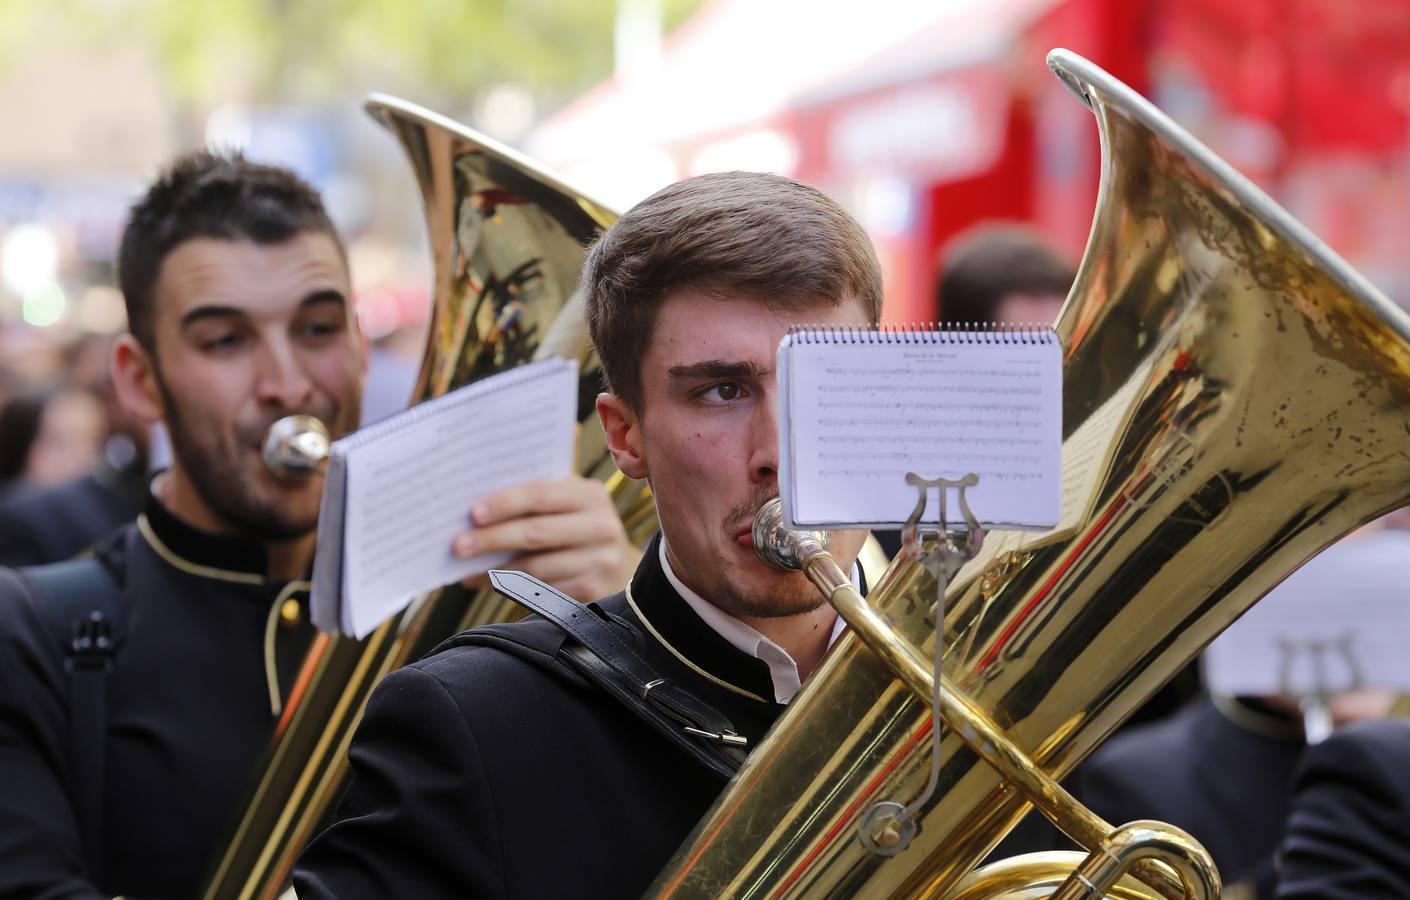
296;171;882;898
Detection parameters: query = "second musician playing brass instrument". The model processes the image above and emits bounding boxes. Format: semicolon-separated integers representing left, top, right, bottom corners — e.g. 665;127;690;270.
0;150;642;900
294;171;883;898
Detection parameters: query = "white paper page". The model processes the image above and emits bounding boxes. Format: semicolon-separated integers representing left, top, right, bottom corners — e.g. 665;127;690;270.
782;333;1062;530
339;360;578;638
1203;530;1410;696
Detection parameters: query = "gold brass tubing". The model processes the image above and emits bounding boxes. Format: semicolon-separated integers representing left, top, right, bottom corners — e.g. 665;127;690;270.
798;546;1189;900
950;851;1161;899
1050;821;1219;900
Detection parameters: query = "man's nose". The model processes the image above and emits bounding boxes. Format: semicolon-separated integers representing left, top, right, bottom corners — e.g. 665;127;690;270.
255;341;315;410
748;393;779;484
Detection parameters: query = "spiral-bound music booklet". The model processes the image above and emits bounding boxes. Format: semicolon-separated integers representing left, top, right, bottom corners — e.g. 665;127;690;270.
311;357;578;638
777;325;1062;530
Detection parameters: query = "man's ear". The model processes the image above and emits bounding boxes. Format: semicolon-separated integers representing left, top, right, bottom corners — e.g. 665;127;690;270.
596;392;647;480
352;307;371;380
111;335;166;426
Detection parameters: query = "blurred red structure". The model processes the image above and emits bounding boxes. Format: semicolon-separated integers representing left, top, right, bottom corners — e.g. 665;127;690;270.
532;0;1410;322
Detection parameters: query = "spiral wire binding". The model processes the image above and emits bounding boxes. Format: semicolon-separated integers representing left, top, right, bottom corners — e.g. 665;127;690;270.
784;322;1057;346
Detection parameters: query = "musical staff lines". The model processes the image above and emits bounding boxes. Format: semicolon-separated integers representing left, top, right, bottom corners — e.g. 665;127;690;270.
779;333;1062;529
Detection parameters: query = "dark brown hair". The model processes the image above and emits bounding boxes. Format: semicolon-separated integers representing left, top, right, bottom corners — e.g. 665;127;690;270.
118;149;343;352
583;171;882;411
936;223;1075;324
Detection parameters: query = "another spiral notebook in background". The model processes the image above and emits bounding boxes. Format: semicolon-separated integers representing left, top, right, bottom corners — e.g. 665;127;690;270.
777;325;1062;531
312;357;578;638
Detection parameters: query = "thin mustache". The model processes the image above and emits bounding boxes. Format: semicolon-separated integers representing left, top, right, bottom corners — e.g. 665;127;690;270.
728;488;779;534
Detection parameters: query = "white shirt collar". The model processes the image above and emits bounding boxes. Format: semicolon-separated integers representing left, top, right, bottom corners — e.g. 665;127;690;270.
658;538;854;704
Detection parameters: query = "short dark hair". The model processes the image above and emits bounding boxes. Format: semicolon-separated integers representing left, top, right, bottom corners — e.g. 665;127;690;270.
583;171;883;411
118;149;343;351
936;224;1075;324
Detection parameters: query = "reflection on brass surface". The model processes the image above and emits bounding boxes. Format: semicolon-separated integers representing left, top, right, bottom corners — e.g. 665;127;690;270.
201;98;654;899
648;49;1410;899
979;550;1030;602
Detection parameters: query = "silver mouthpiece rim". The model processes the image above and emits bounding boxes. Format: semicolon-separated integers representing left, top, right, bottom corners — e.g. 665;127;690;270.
262;415;331;481
752;498;830;571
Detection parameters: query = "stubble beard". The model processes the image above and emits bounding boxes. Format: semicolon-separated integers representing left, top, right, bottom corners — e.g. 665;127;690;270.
708;485;827;620
158;375;351;542
714;575;827;621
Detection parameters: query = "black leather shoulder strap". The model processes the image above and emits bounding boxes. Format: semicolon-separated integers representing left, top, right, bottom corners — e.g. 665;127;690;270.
20;555;123;881
484;569;748;777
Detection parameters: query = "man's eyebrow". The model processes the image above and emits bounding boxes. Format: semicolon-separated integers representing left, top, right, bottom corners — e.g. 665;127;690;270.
667;359;769;380
179;289;348;330
180;305;245;330
299;289;348;311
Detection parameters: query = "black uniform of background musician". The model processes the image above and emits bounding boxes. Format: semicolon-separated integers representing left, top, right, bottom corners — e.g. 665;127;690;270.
1275;717;1410;898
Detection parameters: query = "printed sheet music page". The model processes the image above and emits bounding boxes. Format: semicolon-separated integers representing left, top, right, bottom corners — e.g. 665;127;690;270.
312;358;578;637
778;328;1062;530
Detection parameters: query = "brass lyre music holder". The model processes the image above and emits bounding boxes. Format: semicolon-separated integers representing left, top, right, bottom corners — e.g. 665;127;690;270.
859;471;983;856
1276;633;1363;744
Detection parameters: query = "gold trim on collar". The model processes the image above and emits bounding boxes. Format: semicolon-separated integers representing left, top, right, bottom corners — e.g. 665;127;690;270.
625;583;769;705
137;514;264;585
139;513;307;718
263;580;311;717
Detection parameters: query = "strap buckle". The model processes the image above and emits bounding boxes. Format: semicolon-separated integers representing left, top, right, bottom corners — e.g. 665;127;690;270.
682;726;750;747
644;679;749;749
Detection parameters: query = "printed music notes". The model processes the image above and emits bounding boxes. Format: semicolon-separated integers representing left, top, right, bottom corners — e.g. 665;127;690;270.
312;358;578;637
778;326;1062;530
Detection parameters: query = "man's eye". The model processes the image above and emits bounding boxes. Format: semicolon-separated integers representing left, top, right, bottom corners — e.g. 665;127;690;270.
300;319;342;339
699;383;743;403
202;332;244;351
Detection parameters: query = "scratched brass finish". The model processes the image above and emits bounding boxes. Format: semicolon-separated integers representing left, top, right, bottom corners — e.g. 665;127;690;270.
201;97;654;899
647;49;1410;899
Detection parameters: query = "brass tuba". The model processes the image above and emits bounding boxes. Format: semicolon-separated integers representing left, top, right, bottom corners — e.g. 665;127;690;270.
647;48;1410;899
200;97;657;899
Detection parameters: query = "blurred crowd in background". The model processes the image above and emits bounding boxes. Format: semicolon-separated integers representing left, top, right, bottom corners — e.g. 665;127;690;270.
2;0;1409;502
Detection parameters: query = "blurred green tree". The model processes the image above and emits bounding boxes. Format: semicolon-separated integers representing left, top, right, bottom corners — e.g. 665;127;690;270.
0;0;700;106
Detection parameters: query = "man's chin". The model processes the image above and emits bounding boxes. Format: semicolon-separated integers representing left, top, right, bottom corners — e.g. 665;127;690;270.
227;485;321;542
721;569;825;621
245;510;319;543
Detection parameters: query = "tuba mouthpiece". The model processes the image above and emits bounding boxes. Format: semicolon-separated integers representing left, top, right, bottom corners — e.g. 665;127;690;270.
752;498;830;571
262;415;331;481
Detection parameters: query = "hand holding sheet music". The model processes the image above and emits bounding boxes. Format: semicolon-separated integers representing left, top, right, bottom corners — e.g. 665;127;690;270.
312;358;579;637
778;326;1062;530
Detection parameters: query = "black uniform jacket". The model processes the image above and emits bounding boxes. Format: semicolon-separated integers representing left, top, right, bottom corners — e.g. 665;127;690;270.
0;463;144;567
1276;718;1410;899
0;491;315;900
295;533;794;900
1078;697;1306;899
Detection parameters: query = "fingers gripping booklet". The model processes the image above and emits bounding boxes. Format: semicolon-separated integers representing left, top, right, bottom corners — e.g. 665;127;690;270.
312;358;578;638
777;326;1062;531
